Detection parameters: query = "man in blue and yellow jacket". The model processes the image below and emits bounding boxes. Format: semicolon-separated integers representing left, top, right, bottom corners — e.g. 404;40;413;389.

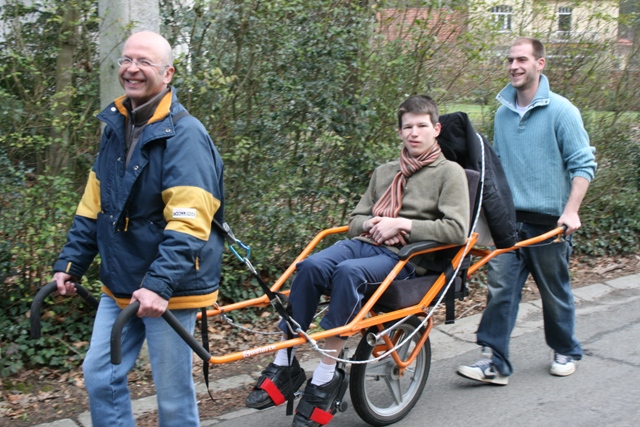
52;31;223;427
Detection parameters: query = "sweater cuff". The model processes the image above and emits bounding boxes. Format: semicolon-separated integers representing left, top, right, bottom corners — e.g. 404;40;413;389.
348;217;369;237
570;170;594;182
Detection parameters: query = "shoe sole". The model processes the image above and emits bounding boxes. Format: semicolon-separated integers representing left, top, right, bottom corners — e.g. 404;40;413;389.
550;364;576;377
456;367;509;385
246;369;307;409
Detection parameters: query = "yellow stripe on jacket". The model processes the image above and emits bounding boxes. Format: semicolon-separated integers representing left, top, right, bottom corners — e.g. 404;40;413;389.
76;171;101;219
102;286;219;310
162;186;220;240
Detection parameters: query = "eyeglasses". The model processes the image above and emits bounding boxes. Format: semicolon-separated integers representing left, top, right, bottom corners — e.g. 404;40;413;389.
117;57;168;69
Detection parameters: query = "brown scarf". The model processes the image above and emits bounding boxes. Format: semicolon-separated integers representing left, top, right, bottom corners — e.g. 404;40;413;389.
372;143;442;218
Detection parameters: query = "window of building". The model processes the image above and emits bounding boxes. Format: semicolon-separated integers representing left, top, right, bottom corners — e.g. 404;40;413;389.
558;7;572;33
392;0;463;7
491;5;513;32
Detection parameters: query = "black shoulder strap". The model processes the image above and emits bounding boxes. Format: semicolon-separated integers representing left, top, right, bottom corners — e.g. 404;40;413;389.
172;111;190;125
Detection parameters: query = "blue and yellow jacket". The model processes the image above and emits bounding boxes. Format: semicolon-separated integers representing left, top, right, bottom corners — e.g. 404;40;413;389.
53;87;224;309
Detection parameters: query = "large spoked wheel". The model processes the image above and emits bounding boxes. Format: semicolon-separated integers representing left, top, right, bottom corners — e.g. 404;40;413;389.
349;315;431;426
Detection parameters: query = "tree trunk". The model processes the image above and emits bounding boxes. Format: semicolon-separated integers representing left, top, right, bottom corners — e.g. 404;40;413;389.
47;2;79;174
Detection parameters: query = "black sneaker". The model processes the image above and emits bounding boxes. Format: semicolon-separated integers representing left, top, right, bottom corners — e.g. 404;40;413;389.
245;357;306;409
292;368;346;427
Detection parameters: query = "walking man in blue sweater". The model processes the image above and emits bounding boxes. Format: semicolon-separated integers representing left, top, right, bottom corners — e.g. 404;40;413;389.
457;37;597;385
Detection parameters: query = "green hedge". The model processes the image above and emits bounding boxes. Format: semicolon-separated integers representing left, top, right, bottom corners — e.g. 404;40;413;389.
1;0;638;375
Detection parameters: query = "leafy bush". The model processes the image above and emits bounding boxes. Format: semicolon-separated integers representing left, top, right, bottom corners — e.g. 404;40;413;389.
0;291;97;377
579;189;640;256
0;149;102;375
578;113;640;255
0;0;638;374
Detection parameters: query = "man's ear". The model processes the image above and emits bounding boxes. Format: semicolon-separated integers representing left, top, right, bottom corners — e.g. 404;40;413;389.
434;122;442;137
163;66;175;85
537;57;546;72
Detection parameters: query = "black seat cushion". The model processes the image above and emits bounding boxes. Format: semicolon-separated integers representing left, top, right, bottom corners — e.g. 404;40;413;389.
363;273;462;313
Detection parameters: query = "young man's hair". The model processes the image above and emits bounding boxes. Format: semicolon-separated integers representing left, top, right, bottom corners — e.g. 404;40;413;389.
397;95;439;129
512;37;546;60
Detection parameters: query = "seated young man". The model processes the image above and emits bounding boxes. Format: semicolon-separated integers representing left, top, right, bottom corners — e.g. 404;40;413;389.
246;95;470;426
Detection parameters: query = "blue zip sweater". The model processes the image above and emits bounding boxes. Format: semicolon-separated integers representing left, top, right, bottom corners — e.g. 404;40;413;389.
494;75;597;217
53;87;224;309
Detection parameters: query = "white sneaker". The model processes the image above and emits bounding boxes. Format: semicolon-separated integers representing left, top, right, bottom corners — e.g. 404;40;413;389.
457;348;508;385
550;353;576;376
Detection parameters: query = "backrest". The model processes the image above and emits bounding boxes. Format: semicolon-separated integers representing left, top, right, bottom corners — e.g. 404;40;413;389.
439;111;518;248
465;169;481;233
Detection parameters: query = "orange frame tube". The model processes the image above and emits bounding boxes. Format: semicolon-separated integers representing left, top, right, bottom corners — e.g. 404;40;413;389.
197;226;565;366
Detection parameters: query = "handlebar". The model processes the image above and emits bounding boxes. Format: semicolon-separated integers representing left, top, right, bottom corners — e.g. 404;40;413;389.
110;301;212;365
30;281;99;339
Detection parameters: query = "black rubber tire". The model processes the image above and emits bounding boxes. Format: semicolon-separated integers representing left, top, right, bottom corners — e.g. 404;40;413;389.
349;315;431;426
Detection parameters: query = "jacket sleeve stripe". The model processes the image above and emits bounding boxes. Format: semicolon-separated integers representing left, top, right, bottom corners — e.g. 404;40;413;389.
162;185;220;240
76;171;101;220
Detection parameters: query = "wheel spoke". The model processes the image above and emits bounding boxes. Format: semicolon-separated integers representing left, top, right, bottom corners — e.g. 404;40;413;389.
364;359;393;378
350;317;431;426
396;340;412;360
382;375;404;405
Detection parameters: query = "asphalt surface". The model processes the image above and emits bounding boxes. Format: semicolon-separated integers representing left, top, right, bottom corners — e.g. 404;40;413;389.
33;273;640;427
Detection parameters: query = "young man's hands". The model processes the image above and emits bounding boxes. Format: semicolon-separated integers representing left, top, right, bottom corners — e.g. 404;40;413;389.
365;216;411;246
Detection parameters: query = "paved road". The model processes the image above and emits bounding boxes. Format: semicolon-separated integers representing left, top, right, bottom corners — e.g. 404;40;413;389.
34;274;640;427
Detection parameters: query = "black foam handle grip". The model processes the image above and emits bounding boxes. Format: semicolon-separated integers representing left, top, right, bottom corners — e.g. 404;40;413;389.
30;281;99;339
110;302;212;365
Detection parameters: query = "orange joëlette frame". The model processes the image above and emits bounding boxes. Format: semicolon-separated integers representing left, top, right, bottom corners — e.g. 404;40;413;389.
196;225;565;366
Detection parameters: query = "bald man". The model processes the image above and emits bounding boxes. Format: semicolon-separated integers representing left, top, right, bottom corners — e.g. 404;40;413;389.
52;31;224;426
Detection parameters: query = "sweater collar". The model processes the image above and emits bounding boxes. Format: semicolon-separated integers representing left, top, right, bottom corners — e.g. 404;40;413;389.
113;86;174;124
123;87;170;126
496;74;551;112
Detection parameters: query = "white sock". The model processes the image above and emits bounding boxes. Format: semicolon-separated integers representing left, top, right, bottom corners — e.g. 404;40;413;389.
273;347;296;367
311;361;336;386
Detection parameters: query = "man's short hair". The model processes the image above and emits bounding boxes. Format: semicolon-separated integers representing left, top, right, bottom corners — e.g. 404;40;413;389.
397;95;439;129
512;37;546;60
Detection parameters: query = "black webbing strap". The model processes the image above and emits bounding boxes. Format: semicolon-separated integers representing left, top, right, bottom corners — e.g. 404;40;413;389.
444;263;457;325
174;108;295;402
173;110;219;401
177;109;299;404
200;307;216;402
211;219;297;332
172;110;217;399
286;345;295;415
211;219;299;414
172;110;190;125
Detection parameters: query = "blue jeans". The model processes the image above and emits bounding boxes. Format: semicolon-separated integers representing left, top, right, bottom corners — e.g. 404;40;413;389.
83;295;199;427
476;222;582;376
280;239;415;335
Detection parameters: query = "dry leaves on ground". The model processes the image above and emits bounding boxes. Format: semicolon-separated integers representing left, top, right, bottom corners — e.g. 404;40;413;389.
2;254;639;427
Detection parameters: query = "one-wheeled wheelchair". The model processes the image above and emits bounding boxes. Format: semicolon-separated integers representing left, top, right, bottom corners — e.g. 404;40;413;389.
31;112;567;426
